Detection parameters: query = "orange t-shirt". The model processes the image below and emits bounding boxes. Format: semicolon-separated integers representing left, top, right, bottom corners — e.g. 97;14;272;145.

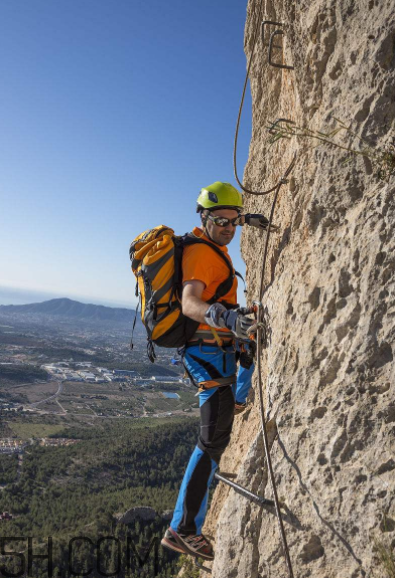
182;227;238;332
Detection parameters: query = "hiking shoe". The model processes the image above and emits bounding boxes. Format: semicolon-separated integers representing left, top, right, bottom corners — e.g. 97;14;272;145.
161;527;214;561
234;401;247;415
161;528;185;554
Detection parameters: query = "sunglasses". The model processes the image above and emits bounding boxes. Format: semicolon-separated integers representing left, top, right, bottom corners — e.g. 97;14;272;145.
206;213;243;227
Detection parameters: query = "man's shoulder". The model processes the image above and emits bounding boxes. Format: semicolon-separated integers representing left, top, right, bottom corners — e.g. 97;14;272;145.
183;240;231;265
183;240;211;256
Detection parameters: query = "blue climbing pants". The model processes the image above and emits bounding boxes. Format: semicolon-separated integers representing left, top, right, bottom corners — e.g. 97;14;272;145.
170;342;254;535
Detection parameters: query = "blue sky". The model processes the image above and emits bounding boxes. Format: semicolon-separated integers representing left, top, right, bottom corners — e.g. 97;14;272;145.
0;0;252;309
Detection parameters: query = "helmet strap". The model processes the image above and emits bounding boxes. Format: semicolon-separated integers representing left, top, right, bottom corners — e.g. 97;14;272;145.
201;211;215;243
204;226;215;243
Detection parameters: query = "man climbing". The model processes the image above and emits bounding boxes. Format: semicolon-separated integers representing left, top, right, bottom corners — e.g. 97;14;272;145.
161;181;270;561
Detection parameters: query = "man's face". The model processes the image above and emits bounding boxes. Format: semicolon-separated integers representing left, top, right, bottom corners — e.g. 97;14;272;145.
203;208;240;246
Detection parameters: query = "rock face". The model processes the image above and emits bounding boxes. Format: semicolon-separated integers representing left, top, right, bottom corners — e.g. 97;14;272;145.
115;506;157;524
161;509;174;521
115;506;174;525
203;1;395;577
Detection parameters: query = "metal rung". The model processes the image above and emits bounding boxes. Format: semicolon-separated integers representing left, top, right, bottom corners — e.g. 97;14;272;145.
261;20;283;46
261;20;294;70
215;472;275;507
194;559;212;573
269;30;294;70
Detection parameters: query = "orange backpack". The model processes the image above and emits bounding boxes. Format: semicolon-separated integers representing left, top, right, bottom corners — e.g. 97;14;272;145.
129;225;236;362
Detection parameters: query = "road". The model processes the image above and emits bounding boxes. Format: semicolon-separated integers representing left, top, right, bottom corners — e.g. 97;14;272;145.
27;381;64;407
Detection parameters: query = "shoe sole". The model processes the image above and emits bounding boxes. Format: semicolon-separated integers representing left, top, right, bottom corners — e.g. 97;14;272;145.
160;537;185;554
169;530;214;561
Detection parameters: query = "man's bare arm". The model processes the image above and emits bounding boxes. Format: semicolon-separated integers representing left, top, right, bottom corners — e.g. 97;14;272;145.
182;280;255;339
182;281;210;324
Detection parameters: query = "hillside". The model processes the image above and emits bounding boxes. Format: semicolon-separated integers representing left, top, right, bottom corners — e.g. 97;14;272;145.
202;2;395;578
0;297;136;324
0;418;199;578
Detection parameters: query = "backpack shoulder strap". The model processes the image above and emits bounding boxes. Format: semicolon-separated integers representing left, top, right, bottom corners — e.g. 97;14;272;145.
181;233;237;304
182;233;233;270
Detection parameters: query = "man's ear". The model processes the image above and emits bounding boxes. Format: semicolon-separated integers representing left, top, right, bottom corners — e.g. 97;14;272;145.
201;210;208;227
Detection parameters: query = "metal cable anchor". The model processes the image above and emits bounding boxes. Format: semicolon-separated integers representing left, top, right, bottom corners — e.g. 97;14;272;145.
268;118;295;135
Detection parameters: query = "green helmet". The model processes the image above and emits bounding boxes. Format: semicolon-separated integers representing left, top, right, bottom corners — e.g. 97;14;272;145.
196;181;243;213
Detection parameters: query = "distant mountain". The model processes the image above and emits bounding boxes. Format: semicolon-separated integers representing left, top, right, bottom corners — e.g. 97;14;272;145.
0;298;137;325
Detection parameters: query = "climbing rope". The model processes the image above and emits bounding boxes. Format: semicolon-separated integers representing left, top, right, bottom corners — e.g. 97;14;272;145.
233;1;297;577
233;0;296;196
254;158;296;578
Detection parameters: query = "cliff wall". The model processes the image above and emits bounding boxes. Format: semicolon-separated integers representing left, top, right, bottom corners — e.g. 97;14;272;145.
203;1;395;577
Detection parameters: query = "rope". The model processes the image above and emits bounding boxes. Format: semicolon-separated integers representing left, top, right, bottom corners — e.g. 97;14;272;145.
234;0;295;196
258;155;296;301
234;3;297;576
255;162;296;578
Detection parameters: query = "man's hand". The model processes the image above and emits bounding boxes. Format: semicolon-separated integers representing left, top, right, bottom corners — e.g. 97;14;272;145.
204;302;227;327
205;304;255;340
221;309;255;340
244;213;278;231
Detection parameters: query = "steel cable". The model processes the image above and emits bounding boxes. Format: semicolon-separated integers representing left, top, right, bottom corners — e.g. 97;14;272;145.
234;0;295;196
235;2;297;576
255;157;296;578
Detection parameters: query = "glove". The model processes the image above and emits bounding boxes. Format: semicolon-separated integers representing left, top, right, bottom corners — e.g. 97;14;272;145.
204;302;227;328
244;213;271;230
206;304;255;340
221;309;255;340
205;304;254;340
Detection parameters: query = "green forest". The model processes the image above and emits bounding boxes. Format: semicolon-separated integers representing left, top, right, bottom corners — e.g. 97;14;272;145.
0;454;18;484
0;364;49;386
0;417;200;577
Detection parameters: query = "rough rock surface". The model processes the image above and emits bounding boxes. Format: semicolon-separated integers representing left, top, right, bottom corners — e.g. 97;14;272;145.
202;1;395;577
116;506;173;524
115;506;157;524
161;509;174;521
